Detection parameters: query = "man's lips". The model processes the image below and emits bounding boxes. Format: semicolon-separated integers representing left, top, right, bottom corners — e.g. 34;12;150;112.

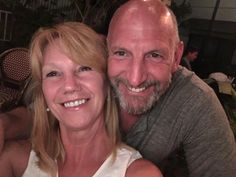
127;85;146;93
120;83;155;97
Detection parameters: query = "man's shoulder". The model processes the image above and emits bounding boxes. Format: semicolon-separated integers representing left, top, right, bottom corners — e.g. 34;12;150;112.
155;67;218;112
172;67;213;96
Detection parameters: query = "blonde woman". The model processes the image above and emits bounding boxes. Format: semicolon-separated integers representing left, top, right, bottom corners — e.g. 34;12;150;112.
0;22;163;177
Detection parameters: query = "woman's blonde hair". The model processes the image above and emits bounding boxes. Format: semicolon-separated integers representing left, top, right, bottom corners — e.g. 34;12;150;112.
29;22;120;177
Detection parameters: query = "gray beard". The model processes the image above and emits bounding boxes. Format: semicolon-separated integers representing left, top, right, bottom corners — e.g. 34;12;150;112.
111;77;171;115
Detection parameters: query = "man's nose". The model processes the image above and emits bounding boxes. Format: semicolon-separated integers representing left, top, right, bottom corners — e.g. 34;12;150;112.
127;59;147;87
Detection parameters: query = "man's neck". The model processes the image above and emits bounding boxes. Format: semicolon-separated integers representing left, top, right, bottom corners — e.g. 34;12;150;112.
119;109;139;134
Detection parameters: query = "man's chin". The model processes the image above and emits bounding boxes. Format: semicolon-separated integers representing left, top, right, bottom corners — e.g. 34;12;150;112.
111;78;169;115
125;106;150;115
119;96;155;115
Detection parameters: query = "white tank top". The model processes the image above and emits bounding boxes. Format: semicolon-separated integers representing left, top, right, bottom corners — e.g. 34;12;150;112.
22;146;142;177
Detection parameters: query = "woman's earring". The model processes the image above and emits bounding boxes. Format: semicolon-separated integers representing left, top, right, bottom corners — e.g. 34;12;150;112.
46;108;50;112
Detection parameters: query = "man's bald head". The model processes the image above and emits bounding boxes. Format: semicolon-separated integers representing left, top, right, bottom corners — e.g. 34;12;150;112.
107;0;180;45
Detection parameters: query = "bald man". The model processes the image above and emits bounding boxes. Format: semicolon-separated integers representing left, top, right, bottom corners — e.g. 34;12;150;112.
107;0;236;177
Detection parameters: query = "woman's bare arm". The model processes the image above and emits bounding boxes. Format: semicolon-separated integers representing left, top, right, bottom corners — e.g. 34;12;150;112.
126;158;163;177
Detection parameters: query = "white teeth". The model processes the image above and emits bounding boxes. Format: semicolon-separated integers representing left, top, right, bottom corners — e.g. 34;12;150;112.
128;86;146;93
64;99;87;108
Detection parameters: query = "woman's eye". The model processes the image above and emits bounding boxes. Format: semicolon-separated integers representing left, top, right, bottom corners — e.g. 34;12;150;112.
79;66;92;72
46;71;59;77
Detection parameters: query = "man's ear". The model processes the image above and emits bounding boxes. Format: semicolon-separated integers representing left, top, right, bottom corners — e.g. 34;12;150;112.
172;41;184;72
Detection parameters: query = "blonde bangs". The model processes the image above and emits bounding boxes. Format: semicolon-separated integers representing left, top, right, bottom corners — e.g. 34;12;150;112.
30;22;107;83
59;23;107;73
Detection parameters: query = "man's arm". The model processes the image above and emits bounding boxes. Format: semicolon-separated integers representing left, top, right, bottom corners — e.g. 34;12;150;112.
0;118;5;153
0;106;32;154
183;90;236;177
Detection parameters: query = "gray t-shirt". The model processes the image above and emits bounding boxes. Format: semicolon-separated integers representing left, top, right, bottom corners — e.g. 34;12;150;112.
125;66;236;177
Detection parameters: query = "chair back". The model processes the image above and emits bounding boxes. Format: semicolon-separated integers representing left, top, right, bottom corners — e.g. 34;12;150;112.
0;48;31;112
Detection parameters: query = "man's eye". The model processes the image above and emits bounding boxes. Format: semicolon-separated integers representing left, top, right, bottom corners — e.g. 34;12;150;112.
79;66;92;72
114;50;126;57
150;52;162;58
46;71;59;77
146;51;164;61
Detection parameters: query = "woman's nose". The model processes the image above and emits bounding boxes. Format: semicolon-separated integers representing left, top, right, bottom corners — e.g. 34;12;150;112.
63;75;81;93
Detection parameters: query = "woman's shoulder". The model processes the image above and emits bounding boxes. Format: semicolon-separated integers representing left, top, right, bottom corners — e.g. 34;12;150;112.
125;158;163;177
0;139;31;177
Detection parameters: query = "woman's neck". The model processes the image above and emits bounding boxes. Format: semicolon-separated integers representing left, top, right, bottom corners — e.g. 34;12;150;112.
58;126;112;177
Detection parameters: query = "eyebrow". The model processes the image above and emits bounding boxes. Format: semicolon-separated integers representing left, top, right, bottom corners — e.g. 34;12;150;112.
109;47;132;56
109;46;128;51
145;49;165;55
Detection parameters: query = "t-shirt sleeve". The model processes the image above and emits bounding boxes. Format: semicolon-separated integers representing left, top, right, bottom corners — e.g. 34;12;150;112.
182;89;236;177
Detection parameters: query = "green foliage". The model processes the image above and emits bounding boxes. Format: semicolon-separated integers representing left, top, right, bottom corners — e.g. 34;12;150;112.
170;0;192;26
12;7;54;47
67;0;127;34
0;0;127;47
0;0;60;47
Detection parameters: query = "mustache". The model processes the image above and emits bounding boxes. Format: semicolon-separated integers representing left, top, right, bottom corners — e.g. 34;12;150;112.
112;77;160;89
